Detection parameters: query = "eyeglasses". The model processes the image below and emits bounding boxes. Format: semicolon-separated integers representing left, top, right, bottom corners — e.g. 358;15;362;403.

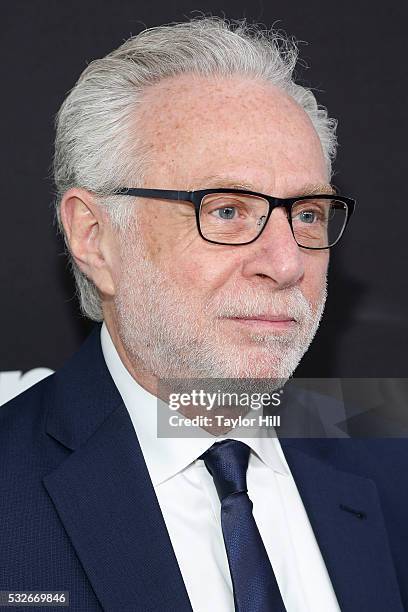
112;187;356;249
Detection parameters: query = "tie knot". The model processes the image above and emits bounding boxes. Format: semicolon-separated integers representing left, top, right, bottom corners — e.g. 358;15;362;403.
200;439;250;502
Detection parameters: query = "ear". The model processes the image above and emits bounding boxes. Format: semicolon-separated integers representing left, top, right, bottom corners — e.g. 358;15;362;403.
59;188;116;297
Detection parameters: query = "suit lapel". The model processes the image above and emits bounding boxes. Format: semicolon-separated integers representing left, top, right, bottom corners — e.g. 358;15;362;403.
279;438;404;611
43;325;192;612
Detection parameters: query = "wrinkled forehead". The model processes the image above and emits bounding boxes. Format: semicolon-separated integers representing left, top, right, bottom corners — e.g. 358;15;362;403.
137;73;328;192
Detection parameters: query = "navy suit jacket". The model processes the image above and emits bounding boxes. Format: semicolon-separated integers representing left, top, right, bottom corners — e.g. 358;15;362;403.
1;324;407;611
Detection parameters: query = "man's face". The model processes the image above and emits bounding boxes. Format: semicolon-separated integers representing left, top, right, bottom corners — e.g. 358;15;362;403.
112;74;330;380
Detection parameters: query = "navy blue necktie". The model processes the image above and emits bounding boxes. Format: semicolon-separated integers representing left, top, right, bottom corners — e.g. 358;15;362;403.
201;439;287;612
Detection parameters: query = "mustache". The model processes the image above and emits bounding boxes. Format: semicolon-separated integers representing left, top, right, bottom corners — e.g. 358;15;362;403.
209;286;316;321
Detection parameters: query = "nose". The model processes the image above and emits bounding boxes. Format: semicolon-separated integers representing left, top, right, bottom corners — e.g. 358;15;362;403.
240;207;304;288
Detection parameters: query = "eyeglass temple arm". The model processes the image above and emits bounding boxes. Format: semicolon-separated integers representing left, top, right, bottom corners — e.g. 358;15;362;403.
114;188;193;201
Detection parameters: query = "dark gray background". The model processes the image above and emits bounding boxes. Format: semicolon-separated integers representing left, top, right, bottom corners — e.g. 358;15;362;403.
1;0;407;376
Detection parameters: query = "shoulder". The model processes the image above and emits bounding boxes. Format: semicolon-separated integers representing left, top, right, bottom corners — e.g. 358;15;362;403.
0;372;70;477
0;374;54;445
0;323;104;440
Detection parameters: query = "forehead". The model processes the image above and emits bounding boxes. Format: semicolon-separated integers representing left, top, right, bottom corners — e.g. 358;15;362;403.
138;73;328;192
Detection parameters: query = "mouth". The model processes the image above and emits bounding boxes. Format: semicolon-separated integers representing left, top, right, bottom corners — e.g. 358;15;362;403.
224;314;297;330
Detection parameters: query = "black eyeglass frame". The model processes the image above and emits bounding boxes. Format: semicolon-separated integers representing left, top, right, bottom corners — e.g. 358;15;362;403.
113;187;356;249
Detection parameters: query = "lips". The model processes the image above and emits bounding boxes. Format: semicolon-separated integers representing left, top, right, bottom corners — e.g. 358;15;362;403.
223;315;297;331
229;314;296;322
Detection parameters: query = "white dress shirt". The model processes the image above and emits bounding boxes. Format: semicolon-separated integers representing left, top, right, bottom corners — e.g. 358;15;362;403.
100;322;341;612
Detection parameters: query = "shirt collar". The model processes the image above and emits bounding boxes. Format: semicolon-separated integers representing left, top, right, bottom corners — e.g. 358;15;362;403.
100;322;289;486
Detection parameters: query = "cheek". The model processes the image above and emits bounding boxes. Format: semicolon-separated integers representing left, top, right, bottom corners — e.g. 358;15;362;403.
170;251;235;295
139;213;165;262
301;253;329;304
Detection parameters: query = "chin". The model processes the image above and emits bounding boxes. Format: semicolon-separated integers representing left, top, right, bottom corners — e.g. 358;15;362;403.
223;358;295;381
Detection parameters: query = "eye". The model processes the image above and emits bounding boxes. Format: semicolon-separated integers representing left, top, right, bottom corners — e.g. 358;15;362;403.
212;206;237;220
298;210;317;224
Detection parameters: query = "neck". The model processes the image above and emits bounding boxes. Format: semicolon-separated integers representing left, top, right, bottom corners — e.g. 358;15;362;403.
103;312;160;399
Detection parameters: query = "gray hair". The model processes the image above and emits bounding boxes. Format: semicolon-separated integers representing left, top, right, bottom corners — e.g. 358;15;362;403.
53;16;338;321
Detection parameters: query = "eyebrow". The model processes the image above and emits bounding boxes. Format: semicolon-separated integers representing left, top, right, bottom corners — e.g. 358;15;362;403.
189;174;336;196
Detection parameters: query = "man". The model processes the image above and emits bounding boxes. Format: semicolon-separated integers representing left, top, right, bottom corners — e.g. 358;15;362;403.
1;17;407;612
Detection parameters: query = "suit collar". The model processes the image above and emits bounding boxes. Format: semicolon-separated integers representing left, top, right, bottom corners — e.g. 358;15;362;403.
44;323;123;451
